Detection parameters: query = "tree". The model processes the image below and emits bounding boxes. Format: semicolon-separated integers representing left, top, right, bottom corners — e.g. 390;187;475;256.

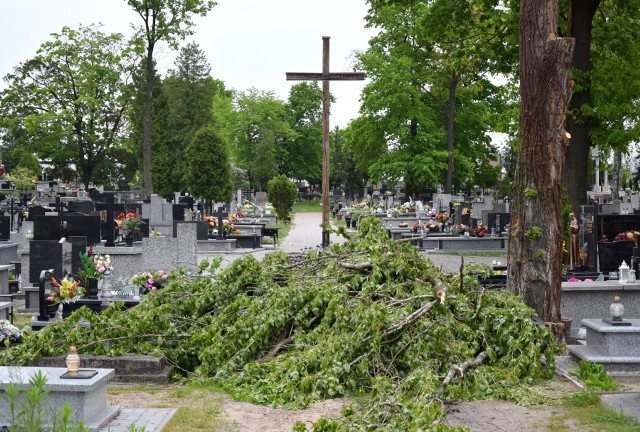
561;0;640;212
126;0;217;197
267;174;297;222
231;89;295;190
184;126;232;208
282;82;324;185
507;0;574;338
353;0;515;198
0;25;139;189
153;42;225;195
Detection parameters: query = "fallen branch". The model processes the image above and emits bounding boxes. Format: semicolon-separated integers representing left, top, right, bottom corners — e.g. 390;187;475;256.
439;351;488;395
259;336;294;362
338;261;373;271
379;299;439;341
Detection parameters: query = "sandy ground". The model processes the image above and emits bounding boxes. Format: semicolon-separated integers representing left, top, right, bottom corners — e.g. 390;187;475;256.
108;386;567;432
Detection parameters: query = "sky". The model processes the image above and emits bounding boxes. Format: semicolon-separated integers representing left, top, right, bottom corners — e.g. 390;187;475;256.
0;0;376;128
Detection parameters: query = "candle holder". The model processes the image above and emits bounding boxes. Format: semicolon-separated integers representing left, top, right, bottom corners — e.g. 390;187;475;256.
65;346;80;376
603;295;632;326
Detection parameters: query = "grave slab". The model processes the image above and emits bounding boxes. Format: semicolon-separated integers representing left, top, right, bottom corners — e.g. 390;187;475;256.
0;366;118;430
568;319;640;373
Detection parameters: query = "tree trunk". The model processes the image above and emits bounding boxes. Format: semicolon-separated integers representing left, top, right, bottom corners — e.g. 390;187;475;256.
564;0;601;214
143;43;155;198
445;71;458;194
508;0;574;333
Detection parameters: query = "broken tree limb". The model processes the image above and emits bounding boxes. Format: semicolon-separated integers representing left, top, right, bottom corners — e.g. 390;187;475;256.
259;336;294;362
338;261;373;271
439;351;488;395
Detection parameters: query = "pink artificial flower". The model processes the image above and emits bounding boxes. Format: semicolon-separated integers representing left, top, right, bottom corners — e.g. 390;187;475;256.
584;278;593;282
567;277;580;282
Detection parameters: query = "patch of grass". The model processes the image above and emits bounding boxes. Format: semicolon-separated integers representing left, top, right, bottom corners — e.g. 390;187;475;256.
293;199;323;213
546;391;640;432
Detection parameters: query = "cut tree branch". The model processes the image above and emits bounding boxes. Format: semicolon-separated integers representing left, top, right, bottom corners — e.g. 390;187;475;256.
439;351;488;395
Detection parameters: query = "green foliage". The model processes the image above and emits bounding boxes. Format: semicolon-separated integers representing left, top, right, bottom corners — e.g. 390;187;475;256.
567;389;601;407
0;24;140;188
267;175;297;221
0;219;556;430
524;188;539;199
524;226;542;241
571;360;620;391
184;126;232;203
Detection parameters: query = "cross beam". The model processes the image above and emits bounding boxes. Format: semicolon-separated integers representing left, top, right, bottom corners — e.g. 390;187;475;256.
286;36;365;247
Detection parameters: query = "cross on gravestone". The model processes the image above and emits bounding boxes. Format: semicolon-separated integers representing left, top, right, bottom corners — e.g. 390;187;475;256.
49;196;67;218
287;36;365;247
95;192;125;247
212;207;227;240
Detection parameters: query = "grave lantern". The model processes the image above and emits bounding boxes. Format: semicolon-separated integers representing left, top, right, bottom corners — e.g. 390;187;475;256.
609;295;625;322
619;261;629;283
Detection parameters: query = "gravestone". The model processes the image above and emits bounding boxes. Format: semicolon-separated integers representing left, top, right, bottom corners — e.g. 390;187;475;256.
26;205;49;221
596;214;640;243
63;215;101;246
28;240;70;285
179;196;194;211
0;216;9;241
95;192;125;247
581;205;598;271
172;204;186;221
487;212;511;236
117;178;130;191
67;200;95;214
33;216;62;241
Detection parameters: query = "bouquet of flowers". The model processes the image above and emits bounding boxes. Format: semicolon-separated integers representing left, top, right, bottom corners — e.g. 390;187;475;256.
48;277;85;304
117;211;145;233
474;224;489;237
78;247;112;281
435;212;450;223
0;320;26;346
615;230;640;242
131;269;169;294
205;216;242;234
425;223;440;232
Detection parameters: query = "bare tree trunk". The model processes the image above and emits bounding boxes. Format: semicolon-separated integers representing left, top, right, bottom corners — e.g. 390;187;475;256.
564;0;600;214
445;71;458;194
508;0;574;336
143;44;155;198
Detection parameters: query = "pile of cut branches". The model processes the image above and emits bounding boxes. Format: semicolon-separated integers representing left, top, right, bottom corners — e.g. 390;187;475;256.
1;218;556;430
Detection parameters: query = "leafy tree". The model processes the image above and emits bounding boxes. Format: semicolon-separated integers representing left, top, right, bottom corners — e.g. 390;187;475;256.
184;126;232;207
153;42;225;195
267;174;297;221
508;0;574;339
126;0;217;197
231;89;294;190
352;0;514;198
0;25;139;189
282;82;326;185
331;126;366;200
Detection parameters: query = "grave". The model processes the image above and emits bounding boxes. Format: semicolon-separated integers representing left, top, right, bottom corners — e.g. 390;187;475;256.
568;316;640;376
487;212;511;236
0;366;119;429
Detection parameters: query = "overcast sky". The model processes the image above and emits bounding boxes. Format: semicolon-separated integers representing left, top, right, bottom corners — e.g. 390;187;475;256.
0;0;375;128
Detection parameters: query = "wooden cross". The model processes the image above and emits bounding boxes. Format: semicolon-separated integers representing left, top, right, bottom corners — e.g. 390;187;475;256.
212;207;227;241
287;36;365;247
95;192;125;247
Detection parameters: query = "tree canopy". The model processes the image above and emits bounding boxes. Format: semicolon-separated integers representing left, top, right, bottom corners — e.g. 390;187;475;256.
0;24;140;188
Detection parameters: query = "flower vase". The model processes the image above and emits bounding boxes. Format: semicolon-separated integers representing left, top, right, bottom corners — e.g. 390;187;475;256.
85;278;99;299
125;233;134;247
132;285;141;301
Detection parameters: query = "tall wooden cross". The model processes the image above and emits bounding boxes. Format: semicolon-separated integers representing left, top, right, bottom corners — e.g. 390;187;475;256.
287;36;365;247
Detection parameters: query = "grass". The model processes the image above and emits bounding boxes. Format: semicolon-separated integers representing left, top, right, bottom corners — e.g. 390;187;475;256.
293;199;323;213
545;389;640;431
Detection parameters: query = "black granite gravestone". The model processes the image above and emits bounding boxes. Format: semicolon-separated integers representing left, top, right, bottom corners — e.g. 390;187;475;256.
487;213;511;236
172;204;186;221
27;205;49;221
33;216;62;240
67;236;87;276
63;215;101;245
598;240;635;273
117;179;130;191
95;192;124;247
596;214;640;243
29;241;66;285
173;221;208;239
0;216;9;241
67;200;95;214
179;196;194;211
